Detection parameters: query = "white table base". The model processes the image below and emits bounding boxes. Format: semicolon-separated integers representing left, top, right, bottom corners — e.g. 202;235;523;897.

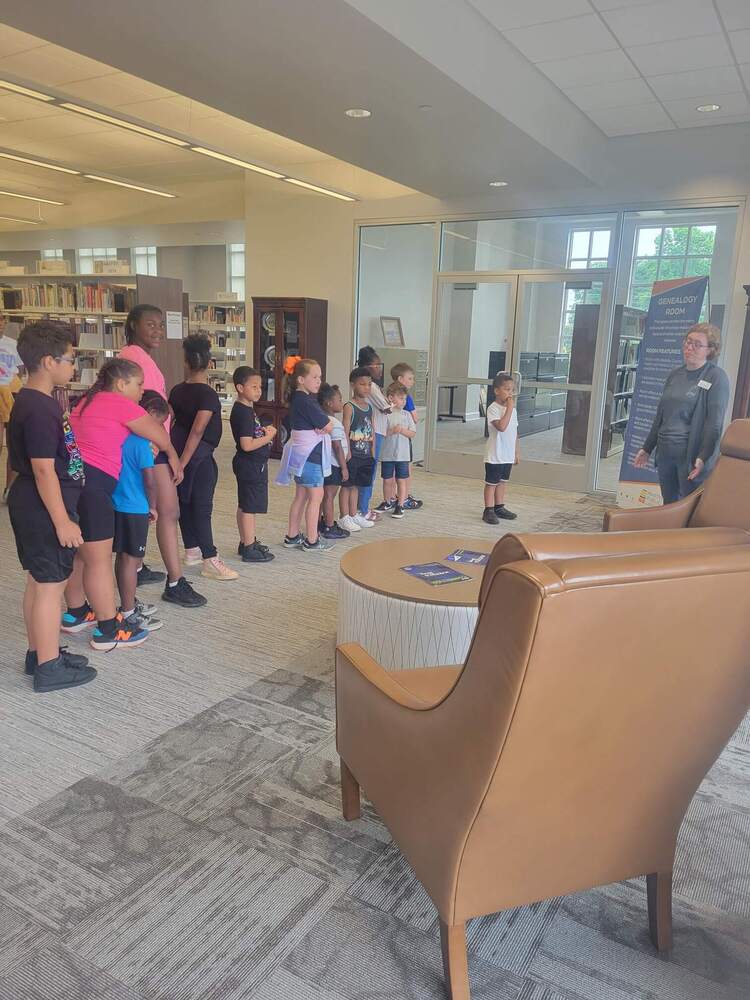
337;573;478;670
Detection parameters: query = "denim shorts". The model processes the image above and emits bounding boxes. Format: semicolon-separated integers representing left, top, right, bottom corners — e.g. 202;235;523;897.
381;460;410;481
294;459;324;487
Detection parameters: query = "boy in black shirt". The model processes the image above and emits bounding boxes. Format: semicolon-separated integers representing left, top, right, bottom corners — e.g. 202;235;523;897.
230;366;277;562
7;321;97;693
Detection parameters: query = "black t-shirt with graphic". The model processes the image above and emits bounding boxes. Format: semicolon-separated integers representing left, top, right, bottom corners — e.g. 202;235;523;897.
8;387;85;496
230;401;269;464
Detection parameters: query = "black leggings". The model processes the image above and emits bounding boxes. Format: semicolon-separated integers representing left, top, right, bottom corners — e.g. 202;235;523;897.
178;455;218;559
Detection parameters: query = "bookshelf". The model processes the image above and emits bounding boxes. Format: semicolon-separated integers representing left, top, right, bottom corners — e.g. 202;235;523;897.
189;300;247;403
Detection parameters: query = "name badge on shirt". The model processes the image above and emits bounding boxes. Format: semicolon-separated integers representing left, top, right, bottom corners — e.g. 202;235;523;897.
697;380;712;390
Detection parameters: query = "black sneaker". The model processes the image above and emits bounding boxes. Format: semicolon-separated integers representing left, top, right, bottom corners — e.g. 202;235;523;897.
404;496;423;510
237;542;245;557
136;564;166;586
375;499;396;513
24;646;89;676
495;505;518;520
321;521;350;539
242;541;275;562
482;507;500;525
34;655;97;693
284;533;305;548
391;504;405;519
162;576;208;608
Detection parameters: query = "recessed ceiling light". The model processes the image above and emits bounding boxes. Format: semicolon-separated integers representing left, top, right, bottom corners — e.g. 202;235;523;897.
696;103;721;113
0;189;65;206
489;180;508;187
83;175;177;198
283;177;356;201
190;147;284;178
0;80;55;102
0;150;80;175
0;215;41;225
345;108;371;118
59;103;190;146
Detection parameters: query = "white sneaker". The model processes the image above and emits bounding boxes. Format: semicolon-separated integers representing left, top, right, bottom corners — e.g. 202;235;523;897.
184;547;202;566
354;513;375;529
340;515;362;533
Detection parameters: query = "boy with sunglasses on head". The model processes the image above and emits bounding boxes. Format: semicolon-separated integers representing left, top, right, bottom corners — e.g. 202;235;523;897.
7;321;97;693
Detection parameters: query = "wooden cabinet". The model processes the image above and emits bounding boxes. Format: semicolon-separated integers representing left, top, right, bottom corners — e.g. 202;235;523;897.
252;297;328;457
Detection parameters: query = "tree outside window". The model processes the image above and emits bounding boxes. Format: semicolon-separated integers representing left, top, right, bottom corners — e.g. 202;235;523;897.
628;225;715;318
561;229;610;352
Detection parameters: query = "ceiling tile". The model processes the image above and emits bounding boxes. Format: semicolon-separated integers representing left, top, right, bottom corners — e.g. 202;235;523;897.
537;48;640;87
0;24;48;58
716;0;750;32
729;29;750;62
0;45;111;86
627;33;733;76
587;101;675;135
467;0;591;31
740;63;750;89
503;15;618;63
647;64;743;101
663;91;750;123
677;112;750;129
601;0;720;47
564;76;653;110
62;73;176;106
591;1;662;10
0;93;60;122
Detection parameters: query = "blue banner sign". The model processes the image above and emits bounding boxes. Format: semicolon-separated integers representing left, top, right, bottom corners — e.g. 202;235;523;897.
617;275;708;506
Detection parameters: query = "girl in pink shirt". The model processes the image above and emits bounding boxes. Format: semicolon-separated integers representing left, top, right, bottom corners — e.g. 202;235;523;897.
64;357;181;651
119;306;206;609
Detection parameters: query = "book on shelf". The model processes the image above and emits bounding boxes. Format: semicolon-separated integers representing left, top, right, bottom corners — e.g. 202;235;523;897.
37;259;71;275
190;303;245;325
0;281;136;314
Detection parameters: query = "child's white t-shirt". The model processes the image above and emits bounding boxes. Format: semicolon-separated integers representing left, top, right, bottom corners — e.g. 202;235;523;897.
485;402;518;464
0;335;20;386
329;415;349;467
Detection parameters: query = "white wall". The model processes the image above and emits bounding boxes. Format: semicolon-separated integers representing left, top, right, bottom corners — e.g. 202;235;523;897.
158;245;228;301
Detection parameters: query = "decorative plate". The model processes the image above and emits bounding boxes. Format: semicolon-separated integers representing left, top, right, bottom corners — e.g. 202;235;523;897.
262;312;276;334
264;344;276;368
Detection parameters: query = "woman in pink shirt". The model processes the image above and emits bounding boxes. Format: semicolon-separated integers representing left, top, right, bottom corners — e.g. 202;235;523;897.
64;357;181;651
120;305;206;609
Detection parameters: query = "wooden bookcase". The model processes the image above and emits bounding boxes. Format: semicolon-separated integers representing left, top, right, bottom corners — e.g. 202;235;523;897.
252;297;328;457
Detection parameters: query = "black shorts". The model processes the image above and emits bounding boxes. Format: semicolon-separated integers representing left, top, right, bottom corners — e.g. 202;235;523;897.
343;455;374;488
8;477;81;583
233;455;268;514
154;450;169;466
113;511;149;558
485;462;512;485
77;464;118;542
324;465;343;487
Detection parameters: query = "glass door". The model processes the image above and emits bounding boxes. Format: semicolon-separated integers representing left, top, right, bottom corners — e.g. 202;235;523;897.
426;270;611;491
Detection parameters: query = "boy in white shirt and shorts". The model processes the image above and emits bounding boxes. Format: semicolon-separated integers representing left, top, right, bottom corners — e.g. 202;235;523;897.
483;372;519;525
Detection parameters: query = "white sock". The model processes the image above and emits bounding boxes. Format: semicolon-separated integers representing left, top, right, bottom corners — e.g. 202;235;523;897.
122;608;135;618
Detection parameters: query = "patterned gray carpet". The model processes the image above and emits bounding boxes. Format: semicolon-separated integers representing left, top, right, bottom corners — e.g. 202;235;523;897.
0;449;748;999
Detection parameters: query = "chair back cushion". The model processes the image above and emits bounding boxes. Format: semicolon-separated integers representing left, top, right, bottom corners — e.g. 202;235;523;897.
453;544;750;922
690;419;750;529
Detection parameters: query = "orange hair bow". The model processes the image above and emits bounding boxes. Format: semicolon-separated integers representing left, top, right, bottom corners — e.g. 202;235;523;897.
283;355;302;375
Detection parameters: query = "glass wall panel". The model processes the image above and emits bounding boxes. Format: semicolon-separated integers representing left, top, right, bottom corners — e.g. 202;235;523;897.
441;214;617;272
436;279;516;381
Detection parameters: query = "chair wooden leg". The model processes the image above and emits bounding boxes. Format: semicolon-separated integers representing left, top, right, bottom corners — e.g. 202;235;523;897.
647;871;673;951
340;759;361;821
439;919;470;1000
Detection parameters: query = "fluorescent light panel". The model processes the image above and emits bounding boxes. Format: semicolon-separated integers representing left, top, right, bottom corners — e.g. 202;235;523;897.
0;79;55;102
283;177;356;201
190;146;284;178
59;103;190;146
84;174;176;198
0;189;65;206
0;150;80;175
0;215;41;224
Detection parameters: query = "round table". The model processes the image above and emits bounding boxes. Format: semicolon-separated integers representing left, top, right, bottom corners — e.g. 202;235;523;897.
337;536;494;670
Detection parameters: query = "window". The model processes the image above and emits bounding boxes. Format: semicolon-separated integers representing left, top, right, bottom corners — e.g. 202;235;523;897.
628;224;716;315
77;247;118;275
229;243;245;300
560;229;610;351
133;245;157;275
41;248;63;259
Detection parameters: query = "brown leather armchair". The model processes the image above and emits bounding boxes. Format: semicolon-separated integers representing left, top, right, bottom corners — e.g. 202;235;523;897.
604;418;750;532
336;536;750;1000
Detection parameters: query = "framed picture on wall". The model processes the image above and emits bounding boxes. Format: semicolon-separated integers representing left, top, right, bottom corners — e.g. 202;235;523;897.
380;315;404;347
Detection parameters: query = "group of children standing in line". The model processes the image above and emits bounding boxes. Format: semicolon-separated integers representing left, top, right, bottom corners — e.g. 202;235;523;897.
4;308;428;693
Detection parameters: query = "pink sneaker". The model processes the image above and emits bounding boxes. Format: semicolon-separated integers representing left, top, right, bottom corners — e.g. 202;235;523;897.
200;555;239;581
363;510;381;522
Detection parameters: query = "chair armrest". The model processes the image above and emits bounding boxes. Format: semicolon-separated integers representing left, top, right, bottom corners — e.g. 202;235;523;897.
336;643;437;709
603;490;701;532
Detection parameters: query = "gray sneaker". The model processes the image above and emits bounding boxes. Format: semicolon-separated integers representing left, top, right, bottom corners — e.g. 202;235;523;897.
302;537;334;552
133;598;157;618
124;609;164;632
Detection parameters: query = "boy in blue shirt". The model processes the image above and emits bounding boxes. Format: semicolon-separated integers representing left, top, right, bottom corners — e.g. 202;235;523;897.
112;390;169;633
